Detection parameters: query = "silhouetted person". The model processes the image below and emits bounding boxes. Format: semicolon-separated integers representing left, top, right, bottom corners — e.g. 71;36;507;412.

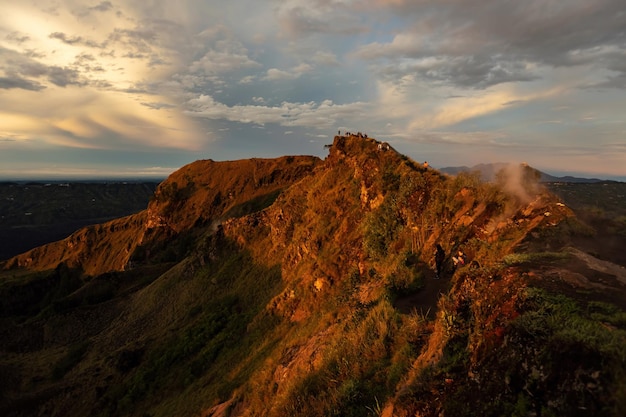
435;244;445;279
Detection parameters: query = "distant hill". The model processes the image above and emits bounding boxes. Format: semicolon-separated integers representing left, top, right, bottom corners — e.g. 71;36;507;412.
1;135;625;417
0;182;159;261
440;162;615;183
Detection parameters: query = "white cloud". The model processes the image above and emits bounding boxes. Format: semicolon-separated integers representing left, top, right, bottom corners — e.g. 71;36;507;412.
263;63;313;81
312;51;340;66
185;95;368;129
264;68;297;81
239;75;256;84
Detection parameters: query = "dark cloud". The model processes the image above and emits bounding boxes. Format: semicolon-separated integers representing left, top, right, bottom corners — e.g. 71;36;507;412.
91;1;113;13
23;49;46;59
360;0;626;89
6;31;30;44
47;66;84;87
18;61;49;78
107;18;186;57
148;55;169;67
75;53;96;62
72;1;114;17
141;102;176;110
0;47;47;90
0;76;45;91
501;100;526;106
90;79;113;89
585;73;626;90
108;28;156;55
1;48;92;89
379;55;539;89
49;32;83;45
49;32;107;49
123;52;146;59
278;3;369;38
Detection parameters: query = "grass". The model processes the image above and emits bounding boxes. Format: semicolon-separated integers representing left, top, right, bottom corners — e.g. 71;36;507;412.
99;239;286;417
502;251;571;266
263;299;423;417
473;287;626;416
52;341;90;380
223;189;282;219
395;273;626;417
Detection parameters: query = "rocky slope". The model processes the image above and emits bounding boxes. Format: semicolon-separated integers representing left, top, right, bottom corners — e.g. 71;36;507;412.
1;135;624;417
1;156;319;276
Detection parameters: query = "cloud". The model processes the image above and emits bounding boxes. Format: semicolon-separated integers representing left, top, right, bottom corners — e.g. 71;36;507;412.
5;31;30;44
71;0;114;17
47;66;84;87
141;102;177;110
263;63;313;81
377;56;539;89
0;133;17;142
264;68;297;81
190;49;260;74
185;95;368;129
0;47;85;90
188;27;261;80
276;0;369;38
239;75;256;84
90;1;114;13
49;32;107;49
358;0;626;90
0;75;45;91
107;28;155;54
312;51;340;66
589;73;626;90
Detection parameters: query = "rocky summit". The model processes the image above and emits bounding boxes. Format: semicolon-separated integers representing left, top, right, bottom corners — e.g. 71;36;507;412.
1;134;625;417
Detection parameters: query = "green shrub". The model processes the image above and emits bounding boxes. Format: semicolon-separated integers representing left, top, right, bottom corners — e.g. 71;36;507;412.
364;195;403;259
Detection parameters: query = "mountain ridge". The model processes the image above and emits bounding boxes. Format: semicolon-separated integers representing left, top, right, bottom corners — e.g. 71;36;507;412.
440;162;621;183
1;134;625;417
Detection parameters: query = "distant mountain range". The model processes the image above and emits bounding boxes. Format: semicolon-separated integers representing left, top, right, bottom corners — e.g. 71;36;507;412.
440;162;617;183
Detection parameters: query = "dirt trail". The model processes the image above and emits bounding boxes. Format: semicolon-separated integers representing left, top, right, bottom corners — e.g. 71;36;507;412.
393;266;450;318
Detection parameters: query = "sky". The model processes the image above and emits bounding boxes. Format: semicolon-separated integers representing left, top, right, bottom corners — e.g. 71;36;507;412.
1;0;625;181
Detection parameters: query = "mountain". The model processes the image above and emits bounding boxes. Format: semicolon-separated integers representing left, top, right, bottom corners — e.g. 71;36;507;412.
1;135;625;417
441;162;615;183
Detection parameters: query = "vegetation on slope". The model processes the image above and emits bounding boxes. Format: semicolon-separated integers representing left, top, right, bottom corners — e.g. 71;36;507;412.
1;135;624;417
